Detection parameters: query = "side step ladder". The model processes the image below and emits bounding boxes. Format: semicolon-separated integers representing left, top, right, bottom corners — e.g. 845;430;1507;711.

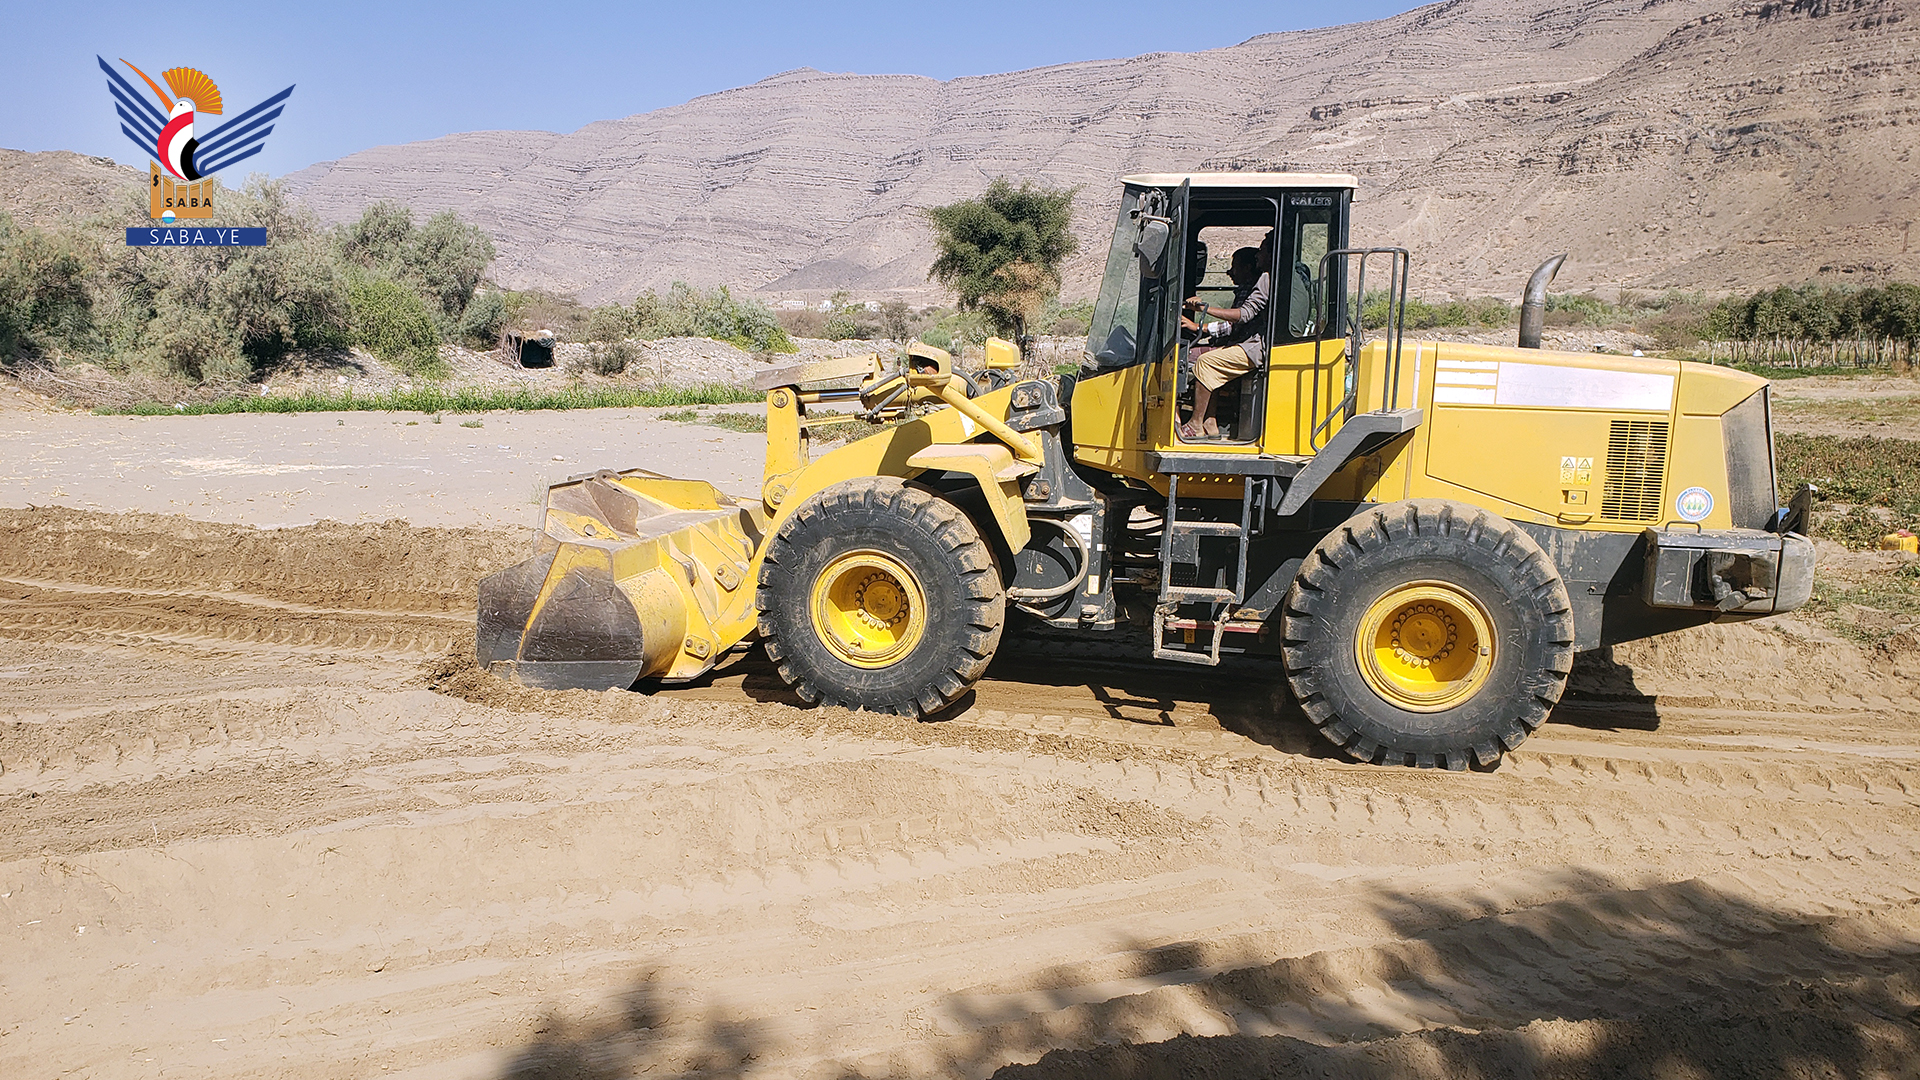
1152;473;1269;665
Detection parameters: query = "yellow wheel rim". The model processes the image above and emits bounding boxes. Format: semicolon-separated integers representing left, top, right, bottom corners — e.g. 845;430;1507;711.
810;549;928;669
1354;580;1495;712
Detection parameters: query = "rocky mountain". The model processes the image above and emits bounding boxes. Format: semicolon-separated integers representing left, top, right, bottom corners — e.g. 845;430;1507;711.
270;0;1918;304
0;150;140;228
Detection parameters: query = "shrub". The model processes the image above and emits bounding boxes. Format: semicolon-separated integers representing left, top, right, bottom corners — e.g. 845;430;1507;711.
1048;298;1095;337
627;282;794;352
337;201;495;341
823;299;866;341
149;304;249;383
349;274;443;377
0;213;95;362
1544;293;1614;327
776;308;828;339
584;303;635;342
1359;292;1513;331
457;289;507;348
583;339;641;376
337;201;414;270
879;299;915;341
918;307;992;353
1777;434;1920;549
408;209;494;322
87;180;350;377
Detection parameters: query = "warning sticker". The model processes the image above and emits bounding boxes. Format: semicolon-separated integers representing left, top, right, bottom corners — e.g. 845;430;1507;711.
1559;456;1593;484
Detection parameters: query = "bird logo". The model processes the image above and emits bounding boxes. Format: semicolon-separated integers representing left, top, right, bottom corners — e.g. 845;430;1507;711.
120;61;222;181
100;56;295;188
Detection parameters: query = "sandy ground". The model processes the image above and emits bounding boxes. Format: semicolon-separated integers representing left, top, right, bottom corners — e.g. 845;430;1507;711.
0;407;768;530
3;396;1920;1079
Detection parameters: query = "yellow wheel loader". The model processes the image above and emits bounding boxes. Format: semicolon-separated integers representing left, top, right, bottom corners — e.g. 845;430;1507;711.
478;172;1816;769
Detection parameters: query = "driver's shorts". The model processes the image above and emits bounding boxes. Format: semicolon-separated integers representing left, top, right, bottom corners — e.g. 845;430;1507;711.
1193;345;1255;391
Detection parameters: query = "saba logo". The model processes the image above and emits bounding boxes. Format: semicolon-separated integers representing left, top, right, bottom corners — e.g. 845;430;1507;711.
99;57;294;242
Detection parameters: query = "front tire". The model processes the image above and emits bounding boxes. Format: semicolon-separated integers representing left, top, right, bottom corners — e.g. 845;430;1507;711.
1281;500;1574;768
758;478;1004;716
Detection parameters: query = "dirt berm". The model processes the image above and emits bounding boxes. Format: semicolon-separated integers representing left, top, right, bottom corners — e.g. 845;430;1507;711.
2;507;1917;1080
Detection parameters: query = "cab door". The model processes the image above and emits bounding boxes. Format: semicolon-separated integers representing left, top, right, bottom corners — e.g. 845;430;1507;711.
1071;181;1188;481
1262;190;1352;456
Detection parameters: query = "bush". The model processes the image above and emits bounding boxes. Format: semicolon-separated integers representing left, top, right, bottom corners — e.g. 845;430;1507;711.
349;274;444;377
776;308;828;339
91;179;351;378
337;201;495;341
1359;292;1513;331
1543;293;1615;327
408;209;494;323
1048;298;1095;337
620;282;795;352
0;213;95;362
456;289;507;348
337;201;414;270
879;299;915;341
918;307;992;353
584;303;636;343
1778;434;1920;549
149;304;249;384
581;339;641;376
502;289;588;341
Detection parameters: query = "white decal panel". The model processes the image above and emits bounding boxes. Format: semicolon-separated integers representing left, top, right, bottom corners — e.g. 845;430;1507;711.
1431;359;1674;411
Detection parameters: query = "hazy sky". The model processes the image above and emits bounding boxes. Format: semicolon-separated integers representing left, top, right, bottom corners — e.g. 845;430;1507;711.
12;0;1417;179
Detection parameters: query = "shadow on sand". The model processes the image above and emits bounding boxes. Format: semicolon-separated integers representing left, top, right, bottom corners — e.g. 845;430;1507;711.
496;871;1920;1080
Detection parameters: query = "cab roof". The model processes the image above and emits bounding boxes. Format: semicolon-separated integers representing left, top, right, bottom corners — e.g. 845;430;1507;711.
1121;171;1357;190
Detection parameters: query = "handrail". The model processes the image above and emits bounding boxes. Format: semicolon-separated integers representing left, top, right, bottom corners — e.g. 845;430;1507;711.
1309;247;1410;452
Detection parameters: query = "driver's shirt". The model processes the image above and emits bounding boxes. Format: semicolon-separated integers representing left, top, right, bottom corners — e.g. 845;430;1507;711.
1222;271;1270;363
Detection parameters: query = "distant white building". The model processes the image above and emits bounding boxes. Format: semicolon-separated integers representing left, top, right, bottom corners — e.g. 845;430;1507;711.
774;300;807;311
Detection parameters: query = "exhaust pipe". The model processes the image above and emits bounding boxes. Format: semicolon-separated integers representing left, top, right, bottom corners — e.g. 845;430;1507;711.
1518;253;1567;349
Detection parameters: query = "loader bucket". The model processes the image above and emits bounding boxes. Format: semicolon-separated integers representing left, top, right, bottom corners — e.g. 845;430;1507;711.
477;469;768;691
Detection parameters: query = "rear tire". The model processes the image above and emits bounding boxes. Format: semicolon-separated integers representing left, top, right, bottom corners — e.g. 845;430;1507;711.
1281;499;1574;768
758;478;1004;716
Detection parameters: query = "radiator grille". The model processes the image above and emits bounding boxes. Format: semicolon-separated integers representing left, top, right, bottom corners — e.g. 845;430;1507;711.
1601;420;1670;523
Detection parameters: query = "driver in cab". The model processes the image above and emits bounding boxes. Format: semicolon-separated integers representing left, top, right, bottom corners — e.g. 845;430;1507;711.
1180;236;1271;441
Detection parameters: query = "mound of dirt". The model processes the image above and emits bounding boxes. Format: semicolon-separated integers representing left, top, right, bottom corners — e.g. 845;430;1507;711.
0;506;523;612
1575;615;1920;714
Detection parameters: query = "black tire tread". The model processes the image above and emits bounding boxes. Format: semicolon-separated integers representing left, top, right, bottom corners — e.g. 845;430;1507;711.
757;477;1004;717
1282;499;1575;769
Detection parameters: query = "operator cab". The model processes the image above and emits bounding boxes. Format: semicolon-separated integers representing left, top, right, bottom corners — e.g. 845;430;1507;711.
1077;173;1356;465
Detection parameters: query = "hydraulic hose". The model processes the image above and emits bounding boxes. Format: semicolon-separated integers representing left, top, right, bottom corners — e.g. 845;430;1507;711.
1006;518;1092;604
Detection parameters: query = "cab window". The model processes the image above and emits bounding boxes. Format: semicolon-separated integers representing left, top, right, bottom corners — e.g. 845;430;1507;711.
1280;194;1338;343
1083;189;1144;371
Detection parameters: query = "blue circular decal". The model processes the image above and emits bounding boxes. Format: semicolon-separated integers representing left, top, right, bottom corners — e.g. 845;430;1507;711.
1676;486;1714;522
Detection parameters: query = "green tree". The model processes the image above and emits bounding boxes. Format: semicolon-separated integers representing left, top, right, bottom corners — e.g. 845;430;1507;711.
337;201;415;271
924;178;1079;341
406;209;495;325
96;179;350;380
1865;283;1920;348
